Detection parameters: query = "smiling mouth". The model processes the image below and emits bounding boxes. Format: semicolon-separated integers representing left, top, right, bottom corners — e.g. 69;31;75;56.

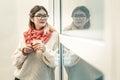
40;22;45;24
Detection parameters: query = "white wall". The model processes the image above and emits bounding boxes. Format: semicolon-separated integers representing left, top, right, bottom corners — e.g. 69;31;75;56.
0;0;17;80
111;0;120;80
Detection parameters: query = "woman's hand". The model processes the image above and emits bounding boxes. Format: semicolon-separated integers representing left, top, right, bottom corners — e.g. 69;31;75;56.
22;46;34;56
32;43;46;53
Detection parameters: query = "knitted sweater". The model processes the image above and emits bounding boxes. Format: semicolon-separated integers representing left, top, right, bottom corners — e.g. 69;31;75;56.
12;31;59;80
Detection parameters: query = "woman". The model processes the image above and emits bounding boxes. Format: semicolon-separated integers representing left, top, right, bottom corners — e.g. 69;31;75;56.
64;6;90;30
12;5;59;80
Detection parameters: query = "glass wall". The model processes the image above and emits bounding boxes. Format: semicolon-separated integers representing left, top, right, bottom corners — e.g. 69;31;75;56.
53;0;105;80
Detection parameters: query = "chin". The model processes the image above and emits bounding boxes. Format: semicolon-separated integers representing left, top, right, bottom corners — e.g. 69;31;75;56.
40;24;46;27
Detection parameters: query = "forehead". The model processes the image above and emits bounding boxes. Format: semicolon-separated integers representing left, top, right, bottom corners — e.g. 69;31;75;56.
35;10;47;15
73;10;85;14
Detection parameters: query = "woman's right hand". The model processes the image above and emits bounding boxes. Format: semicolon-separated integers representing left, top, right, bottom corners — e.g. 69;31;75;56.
22;46;34;56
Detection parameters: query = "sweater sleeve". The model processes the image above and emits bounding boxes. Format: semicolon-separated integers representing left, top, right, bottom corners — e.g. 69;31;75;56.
42;32;59;68
63;48;80;67
12;36;27;69
67;53;80;67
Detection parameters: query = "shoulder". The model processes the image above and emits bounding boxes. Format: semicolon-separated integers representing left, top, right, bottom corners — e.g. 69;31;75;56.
51;31;59;38
63;24;74;31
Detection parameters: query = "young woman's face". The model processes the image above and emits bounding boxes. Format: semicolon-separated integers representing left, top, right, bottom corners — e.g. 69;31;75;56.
72;10;89;29
32;9;48;30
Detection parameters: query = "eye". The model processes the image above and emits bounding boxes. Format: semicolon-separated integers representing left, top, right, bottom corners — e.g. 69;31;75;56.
73;14;86;17
34;14;42;17
79;14;86;17
42;14;49;17
34;14;49;17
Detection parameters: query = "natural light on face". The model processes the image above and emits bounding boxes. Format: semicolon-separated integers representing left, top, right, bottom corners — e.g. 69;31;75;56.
33;10;48;30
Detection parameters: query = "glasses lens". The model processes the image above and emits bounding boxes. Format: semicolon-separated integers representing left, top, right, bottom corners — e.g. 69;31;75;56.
73;14;86;18
35;14;49;19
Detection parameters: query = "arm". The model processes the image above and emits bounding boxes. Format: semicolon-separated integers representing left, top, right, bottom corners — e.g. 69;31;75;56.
12;37;27;69
42;32;59;68
63;48;80;67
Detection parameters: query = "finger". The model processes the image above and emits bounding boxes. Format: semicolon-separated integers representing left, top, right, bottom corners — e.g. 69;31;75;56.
32;44;38;49
32;43;41;47
33;45;41;50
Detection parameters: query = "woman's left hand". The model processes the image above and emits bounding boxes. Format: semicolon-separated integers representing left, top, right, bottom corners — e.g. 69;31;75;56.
32;43;46;53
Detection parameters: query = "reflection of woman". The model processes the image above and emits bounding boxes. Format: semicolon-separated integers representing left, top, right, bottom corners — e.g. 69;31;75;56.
63;6;103;80
64;6;90;30
12;5;58;80
63;48;103;80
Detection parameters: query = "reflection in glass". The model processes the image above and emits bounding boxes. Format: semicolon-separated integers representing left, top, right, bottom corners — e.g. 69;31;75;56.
60;0;104;40
62;5;103;40
64;6;90;30
63;46;104;80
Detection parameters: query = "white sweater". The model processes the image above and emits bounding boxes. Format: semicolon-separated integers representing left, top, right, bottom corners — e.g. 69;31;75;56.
12;31;59;80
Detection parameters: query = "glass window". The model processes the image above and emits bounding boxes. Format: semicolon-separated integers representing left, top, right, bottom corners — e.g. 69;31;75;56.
61;0;104;40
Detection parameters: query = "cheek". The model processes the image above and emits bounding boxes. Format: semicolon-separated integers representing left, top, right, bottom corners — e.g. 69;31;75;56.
33;18;38;24
84;19;89;24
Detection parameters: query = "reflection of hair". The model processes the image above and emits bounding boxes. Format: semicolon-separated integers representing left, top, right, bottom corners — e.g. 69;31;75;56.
72;6;90;29
29;5;48;29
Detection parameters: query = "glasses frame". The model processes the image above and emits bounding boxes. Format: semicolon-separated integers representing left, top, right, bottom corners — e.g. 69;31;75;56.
34;14;49;19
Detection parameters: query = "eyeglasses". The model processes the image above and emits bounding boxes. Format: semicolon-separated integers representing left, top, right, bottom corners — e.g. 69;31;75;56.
34;14;49;19
72;14;86;18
